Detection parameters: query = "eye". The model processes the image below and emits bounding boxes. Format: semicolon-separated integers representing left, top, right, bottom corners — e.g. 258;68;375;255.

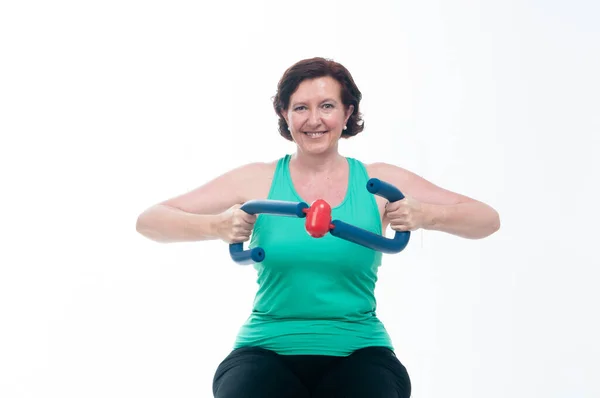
323;103;334;109
294;105;306;111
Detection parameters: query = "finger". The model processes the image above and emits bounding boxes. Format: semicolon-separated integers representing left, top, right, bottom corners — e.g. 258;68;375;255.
232;211;255;224
386;204;407;215
238;232;252;242
234;208;257;222
230;232;251;243
385;199;407;211
388;212;410;223
240;212;258;224
390;224;411;232
233;223;253;234
390;220;412;231
237;217;257;229
237;227;253;238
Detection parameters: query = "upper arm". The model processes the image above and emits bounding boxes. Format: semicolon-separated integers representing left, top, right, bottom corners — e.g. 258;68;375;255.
158;162;273;215
368;162;474;205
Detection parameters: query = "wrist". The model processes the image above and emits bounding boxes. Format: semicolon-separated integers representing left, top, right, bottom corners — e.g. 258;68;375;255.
423;203;443;230
208;213;224;240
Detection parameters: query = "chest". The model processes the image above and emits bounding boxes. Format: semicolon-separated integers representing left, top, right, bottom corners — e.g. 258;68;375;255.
290;170;348;207
251;160;389;231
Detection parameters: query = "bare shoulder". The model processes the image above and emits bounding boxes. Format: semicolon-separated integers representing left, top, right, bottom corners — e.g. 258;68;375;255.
235;160;279;200
158;159;278;215
365;161;472;205
366;162;413;185
228;160;277;181
365;162;423;194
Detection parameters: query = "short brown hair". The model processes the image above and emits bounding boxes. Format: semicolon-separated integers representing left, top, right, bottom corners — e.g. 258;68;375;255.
272;57;365;141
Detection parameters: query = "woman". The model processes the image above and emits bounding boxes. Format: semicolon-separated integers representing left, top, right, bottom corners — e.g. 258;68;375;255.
136;57;500;397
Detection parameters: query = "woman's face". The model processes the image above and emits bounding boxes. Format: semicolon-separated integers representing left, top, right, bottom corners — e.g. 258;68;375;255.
284;76;354;155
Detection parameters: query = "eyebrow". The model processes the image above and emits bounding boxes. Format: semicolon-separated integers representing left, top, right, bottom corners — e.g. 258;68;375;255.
291;98;339;106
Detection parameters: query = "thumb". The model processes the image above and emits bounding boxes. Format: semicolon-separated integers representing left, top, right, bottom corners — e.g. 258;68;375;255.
386;200;404;212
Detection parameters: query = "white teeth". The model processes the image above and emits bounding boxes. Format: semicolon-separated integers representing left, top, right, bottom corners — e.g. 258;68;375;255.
305;131;326;138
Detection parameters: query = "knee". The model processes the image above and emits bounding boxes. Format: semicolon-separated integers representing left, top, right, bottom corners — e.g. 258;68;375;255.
212;347;309;398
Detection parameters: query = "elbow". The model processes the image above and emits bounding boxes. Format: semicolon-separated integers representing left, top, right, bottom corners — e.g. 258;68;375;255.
135;213;145;234
135;206;172;243
136;211;150;236
469;208;500;240
493;211;501;233
484;209;501;238
135;208;160;241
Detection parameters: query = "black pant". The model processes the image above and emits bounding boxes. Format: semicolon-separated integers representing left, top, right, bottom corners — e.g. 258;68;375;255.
212;346;411;397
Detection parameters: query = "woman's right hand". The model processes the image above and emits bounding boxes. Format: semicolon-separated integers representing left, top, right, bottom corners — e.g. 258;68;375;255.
215;204;258;244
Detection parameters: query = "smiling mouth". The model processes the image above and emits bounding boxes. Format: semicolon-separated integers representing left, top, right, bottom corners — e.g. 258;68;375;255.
304;131;327;138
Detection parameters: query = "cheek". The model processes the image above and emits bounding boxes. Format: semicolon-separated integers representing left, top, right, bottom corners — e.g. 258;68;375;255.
324;113;345;129
289;114;304;128
315;112;332;123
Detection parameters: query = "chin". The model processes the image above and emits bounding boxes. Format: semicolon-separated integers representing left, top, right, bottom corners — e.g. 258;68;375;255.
293;131;340;153
302;144;335;155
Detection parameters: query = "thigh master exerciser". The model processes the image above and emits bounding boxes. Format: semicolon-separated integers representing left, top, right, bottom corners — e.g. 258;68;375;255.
229;178;411;265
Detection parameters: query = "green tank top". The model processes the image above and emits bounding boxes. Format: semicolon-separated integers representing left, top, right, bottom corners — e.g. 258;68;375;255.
233;154;394;356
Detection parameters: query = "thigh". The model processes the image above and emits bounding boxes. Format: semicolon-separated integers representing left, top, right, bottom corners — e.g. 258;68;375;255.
312;346;411;398
212;346;310;398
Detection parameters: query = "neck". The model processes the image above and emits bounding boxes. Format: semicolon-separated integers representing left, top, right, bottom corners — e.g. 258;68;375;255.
290;148;345;174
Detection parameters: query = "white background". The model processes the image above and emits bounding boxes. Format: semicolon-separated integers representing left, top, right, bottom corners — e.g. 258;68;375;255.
1;0;599;397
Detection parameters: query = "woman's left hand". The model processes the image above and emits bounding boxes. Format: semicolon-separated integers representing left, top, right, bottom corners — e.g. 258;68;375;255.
385;197;430;232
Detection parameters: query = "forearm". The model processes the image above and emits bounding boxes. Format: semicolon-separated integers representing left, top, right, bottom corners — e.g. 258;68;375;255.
424;201;500;239
136;204;222;243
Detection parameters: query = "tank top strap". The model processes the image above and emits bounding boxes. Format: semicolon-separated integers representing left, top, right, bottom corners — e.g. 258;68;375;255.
339;157;382;235
345;156;368;199
267;154;295;201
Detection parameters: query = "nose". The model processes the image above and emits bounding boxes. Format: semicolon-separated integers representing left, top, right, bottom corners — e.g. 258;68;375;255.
307;108;321;127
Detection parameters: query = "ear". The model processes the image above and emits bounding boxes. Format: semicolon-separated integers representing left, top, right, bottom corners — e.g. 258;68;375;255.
345;104;355;124
281;108;290;126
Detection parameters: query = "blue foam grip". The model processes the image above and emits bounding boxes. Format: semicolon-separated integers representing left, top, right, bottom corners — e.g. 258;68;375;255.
229;244;265;265
366;178;406;201
238;200;309;218
366;178;410;252
329;220;410;253
229;200;309;265
329;178;410;253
